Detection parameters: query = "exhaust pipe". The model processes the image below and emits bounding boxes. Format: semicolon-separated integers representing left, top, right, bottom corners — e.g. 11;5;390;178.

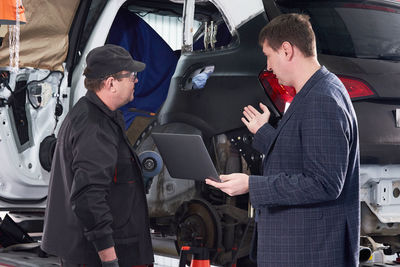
359;246;372;263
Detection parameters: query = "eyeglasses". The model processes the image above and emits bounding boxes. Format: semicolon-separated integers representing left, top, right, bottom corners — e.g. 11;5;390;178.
117;72;137;82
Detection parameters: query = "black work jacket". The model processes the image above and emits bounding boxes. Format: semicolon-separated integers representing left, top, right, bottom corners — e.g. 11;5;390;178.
41;91;154;266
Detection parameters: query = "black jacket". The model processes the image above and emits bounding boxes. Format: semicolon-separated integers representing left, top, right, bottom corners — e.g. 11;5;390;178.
41;91;154;266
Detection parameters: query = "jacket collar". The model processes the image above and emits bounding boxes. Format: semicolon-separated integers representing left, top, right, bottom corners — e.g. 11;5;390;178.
85;90;126;130
293;65;328;101
85;90;143;174
262;66;329;158
281;65;328;118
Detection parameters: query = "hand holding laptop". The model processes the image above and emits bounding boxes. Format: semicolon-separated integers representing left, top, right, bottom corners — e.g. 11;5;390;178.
205;173;249;196
152;132;250;194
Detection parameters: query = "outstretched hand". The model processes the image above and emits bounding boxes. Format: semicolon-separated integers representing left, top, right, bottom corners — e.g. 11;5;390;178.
241;103;270;134
205;173;249;196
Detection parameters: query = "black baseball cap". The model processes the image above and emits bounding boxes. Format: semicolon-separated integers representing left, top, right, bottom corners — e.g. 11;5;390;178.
83;44;146;79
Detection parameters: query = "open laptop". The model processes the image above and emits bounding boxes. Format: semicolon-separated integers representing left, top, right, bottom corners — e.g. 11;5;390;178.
151;132;221;182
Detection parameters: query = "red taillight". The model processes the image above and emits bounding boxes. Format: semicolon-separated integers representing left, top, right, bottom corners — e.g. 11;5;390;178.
337;76;375;99
342;3;397;13
259;71;296;113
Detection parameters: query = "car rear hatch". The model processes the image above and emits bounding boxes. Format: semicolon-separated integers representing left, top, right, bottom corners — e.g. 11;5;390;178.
260;0;400;164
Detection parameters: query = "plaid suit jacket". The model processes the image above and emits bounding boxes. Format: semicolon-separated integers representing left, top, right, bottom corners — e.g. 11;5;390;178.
249;66;360;267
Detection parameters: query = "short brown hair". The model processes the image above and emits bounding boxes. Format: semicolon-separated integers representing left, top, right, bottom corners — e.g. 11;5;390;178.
83;70;126;92
259;13;316;57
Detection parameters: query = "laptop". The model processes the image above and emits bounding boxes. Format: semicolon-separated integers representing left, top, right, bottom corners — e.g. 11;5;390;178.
151;132;221;182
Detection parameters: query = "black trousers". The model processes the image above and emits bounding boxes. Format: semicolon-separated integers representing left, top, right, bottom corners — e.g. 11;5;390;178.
60;259;153;267
60;258;98;267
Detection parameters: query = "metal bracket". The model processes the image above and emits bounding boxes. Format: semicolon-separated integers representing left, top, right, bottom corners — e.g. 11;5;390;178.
210;22;217;49
203;21;209;49
182;0;195;53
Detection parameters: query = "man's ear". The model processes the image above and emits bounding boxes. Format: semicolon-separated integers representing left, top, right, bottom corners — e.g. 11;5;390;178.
104;77;116;92
282;41;294;60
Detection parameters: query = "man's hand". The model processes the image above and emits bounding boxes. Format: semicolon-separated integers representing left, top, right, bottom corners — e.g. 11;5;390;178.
241;103;270;134
99;247;117;262
205;173;249;196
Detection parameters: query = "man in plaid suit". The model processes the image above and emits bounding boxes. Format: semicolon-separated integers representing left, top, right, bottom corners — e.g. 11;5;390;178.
206;13;360;266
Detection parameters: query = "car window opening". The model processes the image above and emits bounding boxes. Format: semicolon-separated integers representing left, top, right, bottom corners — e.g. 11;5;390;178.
104;1;233;130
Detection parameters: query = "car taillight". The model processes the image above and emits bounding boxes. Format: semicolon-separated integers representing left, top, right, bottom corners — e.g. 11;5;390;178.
259;71;374;111
337;76;375;99
259;70;296;113
343;3;397;13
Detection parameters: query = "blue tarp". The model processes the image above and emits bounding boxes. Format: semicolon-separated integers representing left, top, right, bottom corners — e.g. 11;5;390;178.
107;9;179;129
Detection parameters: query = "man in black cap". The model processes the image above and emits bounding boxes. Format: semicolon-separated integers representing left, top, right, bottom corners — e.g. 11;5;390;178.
41;44;154;267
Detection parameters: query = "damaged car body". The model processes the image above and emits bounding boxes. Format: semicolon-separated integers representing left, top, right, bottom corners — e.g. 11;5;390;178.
0;0;400;265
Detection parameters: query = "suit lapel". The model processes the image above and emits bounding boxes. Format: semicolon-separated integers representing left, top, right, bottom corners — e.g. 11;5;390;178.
263;66;329;158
